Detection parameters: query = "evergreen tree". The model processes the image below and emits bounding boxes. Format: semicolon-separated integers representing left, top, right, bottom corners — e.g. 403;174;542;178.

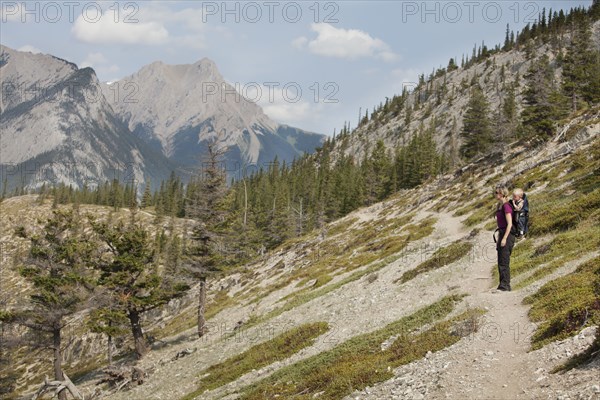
420;120;440;179
521;55;562;139
562;17;600;112
185;139;228;338
12;208;96;398
503;24;511;50
460;85;493;159
447;117;461;169
141;181;152;208
496;83;519;140
87;307;128;365
166;226;182;276
362;140;392;204
447;58;458;72
90;208;188;358
108;179;123;210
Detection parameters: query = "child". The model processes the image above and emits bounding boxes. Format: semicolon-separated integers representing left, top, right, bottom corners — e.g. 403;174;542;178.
511;188;529;238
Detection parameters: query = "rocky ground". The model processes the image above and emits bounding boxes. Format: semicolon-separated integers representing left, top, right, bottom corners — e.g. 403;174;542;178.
74;205;599;400
345;326;599;400
6;120;599;400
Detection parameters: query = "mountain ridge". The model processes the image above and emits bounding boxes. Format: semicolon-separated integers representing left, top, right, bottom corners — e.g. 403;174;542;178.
0;45;177;190
0;45;325;191
102;57;325;173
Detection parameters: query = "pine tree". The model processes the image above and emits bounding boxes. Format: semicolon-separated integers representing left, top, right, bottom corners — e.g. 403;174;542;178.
503;24;511;50
460;85;493;159
87;307;128;365
592;0;600;20
496;83;519;141
141;181;152;208
90;208;188;358
420;120;439;179
521;55;562;139
166;227;182;275
447;58;458;72
562;17;600;112
404;134;422;187
362;140;391;204
12;207;96;398
447;117;461;169
184;138;228;338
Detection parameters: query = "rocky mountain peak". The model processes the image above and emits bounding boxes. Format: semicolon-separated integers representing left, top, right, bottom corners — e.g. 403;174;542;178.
104;57;324;169
0;45;78;113
0;45;175;190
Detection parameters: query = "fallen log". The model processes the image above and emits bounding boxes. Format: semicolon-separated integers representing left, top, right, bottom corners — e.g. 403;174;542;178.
31;372;83;400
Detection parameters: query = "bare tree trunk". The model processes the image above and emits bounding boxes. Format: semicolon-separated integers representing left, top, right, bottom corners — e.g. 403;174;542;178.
242;178;248;228
107;334;113;366
53;326;67;400
128;309;148;359
197;276;208;338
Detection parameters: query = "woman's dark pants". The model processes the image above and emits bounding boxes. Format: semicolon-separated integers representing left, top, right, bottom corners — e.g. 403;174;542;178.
496;230;515;291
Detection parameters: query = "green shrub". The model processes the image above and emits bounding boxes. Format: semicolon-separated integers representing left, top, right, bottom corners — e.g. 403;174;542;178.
181;322;330;399
531;189;600;236
239;296;475;400
524;256;600;350
397;241;474;283
514;224;600;288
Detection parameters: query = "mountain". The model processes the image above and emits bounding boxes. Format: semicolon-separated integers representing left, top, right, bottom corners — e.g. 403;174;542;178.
102;59;326;174
0;48;324;193
0;45;176;191
331;21;600;166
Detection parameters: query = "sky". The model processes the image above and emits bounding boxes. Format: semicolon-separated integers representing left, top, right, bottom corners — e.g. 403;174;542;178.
1;0;592;135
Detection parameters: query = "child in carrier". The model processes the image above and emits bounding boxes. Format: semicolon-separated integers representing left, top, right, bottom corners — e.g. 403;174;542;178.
510;188;529;238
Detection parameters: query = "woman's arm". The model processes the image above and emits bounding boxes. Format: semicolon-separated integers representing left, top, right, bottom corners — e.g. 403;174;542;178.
501;211;512;246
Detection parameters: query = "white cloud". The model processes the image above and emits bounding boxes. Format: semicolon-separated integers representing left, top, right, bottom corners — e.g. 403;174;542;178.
136;4;209;48
295;23;399;62
239;83;326;127
390;68;422;92
142;5;205;31
72;13;168;45
70;4;218;49
17;45;41;54
291;36;308;49
263;101;313;124
380;51;399;62
175;35;208;50
80;52;120;77
104;65;120;73
80;52;107;68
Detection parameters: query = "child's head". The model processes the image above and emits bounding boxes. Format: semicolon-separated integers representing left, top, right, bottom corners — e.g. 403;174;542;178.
513;188;524;201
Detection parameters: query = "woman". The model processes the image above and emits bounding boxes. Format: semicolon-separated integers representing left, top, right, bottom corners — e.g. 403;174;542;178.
494;185;515;292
